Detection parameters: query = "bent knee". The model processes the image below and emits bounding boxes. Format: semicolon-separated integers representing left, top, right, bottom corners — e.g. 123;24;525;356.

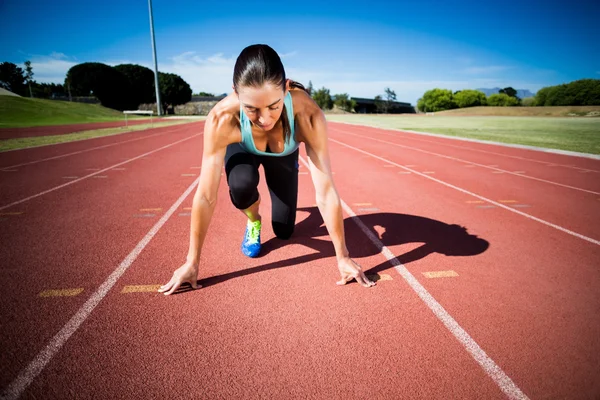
273;222;294;240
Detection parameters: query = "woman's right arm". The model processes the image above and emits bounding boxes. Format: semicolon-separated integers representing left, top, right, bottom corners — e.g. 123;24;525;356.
158;112;231;295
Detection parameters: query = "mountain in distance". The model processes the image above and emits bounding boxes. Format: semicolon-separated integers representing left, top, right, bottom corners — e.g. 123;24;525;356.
475;88;536;98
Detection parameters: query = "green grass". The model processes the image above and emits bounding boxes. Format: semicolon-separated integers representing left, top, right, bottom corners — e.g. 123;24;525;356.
0;120;193;152
0;96;150;127
325;115;600;155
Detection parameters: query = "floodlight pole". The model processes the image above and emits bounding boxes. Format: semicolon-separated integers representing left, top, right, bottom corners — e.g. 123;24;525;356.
148;0;162;116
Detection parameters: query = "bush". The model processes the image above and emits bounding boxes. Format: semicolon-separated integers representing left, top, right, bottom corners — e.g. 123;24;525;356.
535;79;600;106
417;88;457;112
454;90;487;108
487;93;520;106
312;87;333;110
333;93;356;112
521;97;536;106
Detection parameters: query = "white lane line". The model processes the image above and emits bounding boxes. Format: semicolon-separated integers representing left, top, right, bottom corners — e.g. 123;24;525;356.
0;124;194;169
328;137;600;246
298;155;529;400
0;133;201;211
328;121;600;171
0;177;200;400
331;128;599;196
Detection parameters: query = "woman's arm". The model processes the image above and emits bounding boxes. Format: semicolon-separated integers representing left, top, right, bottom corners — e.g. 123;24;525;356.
302;109;375;288
159;111;230;295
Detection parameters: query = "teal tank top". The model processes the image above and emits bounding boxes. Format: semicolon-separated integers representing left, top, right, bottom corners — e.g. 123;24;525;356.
239;91;300;157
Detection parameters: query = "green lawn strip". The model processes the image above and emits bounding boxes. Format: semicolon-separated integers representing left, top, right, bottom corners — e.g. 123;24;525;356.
0;120;194;152
326;115;600;155
0;96;164;128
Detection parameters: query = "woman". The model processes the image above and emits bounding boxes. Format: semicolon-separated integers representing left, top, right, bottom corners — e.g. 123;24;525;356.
159;44;375;295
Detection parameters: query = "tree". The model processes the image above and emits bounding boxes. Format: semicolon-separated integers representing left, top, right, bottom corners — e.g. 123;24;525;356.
333;93;356;112
114;64;156;108
0;62;27;95
307;80;314;96
521;97;536;106
499;87;518;98
374;95;385;113
487;93;520;106
312;87;333;110
66;62;130;110
158;72;192;114
24;61;34;98
383;87;397;113
193;91;215;96
454;90;487;108
417;89;457;112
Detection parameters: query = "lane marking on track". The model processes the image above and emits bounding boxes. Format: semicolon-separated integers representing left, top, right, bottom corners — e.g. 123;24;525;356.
476;205;496;209
183;207;192;210
423;270;459;278
140;208;162;212
0;177;200;400
181;174;196;177
62;176;79;179
133;214;156;218
39;289;84;298
330;121;600;172
179;212;191;216
357;207;379;212
299;155;529;400
85;168;101;171
121;285;161;293
92;176;108;179
328;138;600;246
422;171;435;174
331;128;600;195
190;166;201;169
513;204;531;208
499;200;517;203
353;203;372;206
0;124;195;169
1;169;18;172
0;133;201;212
0;212;23;216
466;200;485;204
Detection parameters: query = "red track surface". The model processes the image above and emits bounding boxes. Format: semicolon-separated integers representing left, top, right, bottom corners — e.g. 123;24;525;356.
0;121;598;399
0;119;157;139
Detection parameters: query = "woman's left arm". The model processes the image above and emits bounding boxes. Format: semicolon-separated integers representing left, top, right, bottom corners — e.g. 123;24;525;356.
301;109;375;288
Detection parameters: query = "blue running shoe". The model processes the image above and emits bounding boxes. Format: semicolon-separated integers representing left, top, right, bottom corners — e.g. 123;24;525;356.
241;219;261;257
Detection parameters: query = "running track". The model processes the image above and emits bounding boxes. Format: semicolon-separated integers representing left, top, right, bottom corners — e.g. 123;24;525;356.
0;120;598;399
0;119;155;139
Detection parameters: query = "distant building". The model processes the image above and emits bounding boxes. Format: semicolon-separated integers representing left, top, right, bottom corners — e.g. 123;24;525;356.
351;97;415;114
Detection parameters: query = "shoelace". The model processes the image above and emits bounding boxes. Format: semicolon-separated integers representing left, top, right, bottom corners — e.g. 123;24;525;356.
245;222;260;244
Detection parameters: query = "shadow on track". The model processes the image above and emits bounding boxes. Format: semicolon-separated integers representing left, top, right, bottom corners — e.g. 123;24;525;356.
176;206;490;292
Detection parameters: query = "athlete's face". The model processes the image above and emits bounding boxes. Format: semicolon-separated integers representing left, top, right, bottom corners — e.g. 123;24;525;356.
236;80;289;132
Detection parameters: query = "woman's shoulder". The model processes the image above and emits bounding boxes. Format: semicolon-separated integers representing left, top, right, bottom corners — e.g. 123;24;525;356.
205;93;242;145
290;89;322;122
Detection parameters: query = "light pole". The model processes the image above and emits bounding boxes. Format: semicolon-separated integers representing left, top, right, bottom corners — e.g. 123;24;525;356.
148;0;162;116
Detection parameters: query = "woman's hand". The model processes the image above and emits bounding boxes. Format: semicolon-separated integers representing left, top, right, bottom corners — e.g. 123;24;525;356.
158;261;200;295
336;257;376;287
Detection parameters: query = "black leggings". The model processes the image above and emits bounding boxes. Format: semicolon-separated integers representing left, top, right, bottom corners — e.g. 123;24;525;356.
224;143;299;240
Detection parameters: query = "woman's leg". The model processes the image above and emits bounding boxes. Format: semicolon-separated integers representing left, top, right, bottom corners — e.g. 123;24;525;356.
261;149;300;239
224;143;261;221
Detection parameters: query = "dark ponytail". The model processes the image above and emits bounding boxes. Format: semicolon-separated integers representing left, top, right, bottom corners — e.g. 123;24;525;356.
233;44;309;143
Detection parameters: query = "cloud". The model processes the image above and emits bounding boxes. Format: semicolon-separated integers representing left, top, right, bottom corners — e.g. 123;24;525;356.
159;51;237;95
26;53;78;84
462;65;511;74
279;51;298;59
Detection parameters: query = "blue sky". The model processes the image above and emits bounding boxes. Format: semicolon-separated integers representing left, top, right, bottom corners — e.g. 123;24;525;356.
1;0;598;103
